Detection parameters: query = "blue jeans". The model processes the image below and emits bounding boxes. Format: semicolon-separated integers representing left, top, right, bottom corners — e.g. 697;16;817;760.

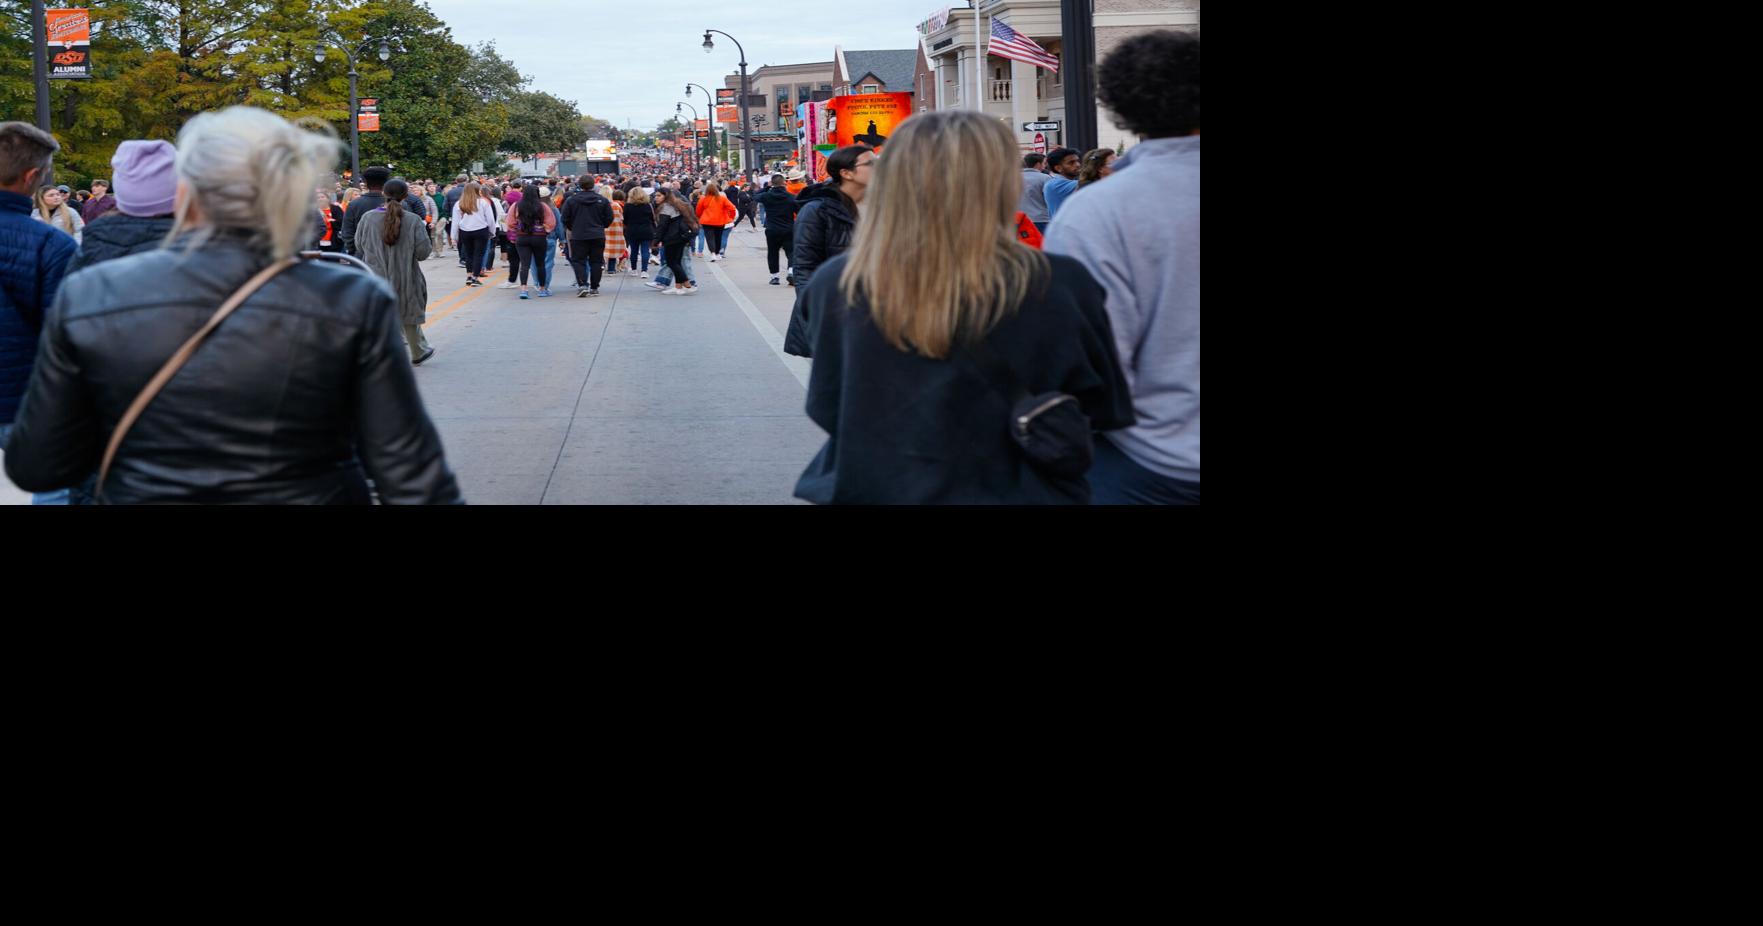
652;247;695;286
0;423;73;504
629;238;653;271
544;237;558;286
694;225;706;254
1088;436;1200;505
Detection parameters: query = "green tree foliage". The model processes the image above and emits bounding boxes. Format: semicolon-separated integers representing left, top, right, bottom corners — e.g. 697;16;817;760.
499;90;581;161
0;0;538;187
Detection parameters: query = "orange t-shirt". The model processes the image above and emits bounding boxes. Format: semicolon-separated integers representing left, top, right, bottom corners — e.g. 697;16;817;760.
785;181;806;197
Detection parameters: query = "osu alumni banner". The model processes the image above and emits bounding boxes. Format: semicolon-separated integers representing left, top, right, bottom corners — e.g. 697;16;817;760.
46;8;92;79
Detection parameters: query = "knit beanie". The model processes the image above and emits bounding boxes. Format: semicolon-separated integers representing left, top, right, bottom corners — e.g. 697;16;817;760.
111;140;178;217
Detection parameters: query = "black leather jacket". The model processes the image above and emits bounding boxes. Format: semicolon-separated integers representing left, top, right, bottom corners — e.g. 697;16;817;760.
784;183;857;357
2;236;464;504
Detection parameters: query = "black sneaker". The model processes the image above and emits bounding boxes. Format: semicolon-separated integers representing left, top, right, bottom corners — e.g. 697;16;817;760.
768;277;780;285
413;346;436;366
577;288;589;298
589;288;601;296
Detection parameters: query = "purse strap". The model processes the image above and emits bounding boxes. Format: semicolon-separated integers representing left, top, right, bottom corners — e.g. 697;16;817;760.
95;257;299;502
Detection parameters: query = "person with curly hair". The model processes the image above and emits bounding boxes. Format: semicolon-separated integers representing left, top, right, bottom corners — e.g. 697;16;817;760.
1042;147;1083;219
1043;30;1200;505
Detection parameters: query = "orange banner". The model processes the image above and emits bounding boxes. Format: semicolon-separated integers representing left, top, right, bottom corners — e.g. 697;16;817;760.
46;9;92;79
826;93;914;153
358;113;381;132
717;106;738;123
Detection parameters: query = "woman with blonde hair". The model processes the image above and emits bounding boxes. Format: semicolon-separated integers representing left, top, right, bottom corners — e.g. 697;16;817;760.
449;181;496;288
791;110;1134;505
4;106;462;504
32;185;83;243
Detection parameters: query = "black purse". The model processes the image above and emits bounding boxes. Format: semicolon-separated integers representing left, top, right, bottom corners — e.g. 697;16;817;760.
964;338;1094;480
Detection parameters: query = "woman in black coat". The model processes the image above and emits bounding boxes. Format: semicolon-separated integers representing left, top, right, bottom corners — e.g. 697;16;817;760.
621;186;658;276
784;145;873;357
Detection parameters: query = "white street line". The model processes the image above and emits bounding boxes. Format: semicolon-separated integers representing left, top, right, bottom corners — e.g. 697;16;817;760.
708;261;811;389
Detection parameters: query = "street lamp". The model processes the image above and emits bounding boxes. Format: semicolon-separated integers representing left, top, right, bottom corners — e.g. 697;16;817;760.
686;82;720;167
676;101;701;172
314;34;397;180
702;29;754;179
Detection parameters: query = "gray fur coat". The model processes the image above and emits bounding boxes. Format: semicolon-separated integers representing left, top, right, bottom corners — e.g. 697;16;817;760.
355;207;432;325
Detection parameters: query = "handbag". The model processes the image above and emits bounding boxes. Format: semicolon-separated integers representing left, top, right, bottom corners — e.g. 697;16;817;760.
94;258;299;502
962;336;1094;480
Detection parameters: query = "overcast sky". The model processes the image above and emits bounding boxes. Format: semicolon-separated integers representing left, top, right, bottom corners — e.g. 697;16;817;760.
419;0;945;132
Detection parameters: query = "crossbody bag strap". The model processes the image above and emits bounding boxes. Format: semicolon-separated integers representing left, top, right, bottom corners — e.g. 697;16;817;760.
95;257;300;502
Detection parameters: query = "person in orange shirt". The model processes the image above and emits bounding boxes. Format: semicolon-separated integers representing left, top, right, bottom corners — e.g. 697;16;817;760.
784;168;808;198
694;181;738;261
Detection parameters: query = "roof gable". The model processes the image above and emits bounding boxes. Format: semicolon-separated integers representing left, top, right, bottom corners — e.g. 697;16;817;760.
841;50;918;94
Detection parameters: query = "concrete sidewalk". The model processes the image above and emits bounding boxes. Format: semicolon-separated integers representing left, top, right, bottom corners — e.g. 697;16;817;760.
413;227;823;504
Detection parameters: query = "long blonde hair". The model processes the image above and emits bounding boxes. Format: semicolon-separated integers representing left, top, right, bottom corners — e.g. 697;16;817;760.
34;186;75;234
838;111;1047;359
459;181;483;218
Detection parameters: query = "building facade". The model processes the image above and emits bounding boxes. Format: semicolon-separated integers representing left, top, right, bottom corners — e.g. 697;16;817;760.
832;48;920;103
919;0;1200;153
724;61;836;169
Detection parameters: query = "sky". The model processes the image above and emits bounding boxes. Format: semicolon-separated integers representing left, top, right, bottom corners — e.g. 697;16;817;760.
419;0;946;134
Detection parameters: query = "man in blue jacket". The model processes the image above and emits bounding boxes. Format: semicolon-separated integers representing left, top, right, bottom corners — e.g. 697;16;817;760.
0;122;79;504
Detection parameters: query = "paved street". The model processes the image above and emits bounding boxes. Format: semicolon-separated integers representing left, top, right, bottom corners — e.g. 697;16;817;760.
1;223;827;505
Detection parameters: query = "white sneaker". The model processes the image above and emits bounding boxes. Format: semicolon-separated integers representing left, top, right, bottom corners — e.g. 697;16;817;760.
497;282;519;289
660;287;682;295
639;271;648;278
679;286;699;295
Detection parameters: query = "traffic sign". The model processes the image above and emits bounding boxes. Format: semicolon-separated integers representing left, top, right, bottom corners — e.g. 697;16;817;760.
1023;121;1061;132
1033;132;1046;154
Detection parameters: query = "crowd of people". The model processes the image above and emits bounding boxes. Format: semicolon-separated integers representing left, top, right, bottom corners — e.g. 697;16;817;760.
0;29;1196;505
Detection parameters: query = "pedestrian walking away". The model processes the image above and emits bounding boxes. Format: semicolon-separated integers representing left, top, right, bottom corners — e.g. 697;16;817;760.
757;173;797;286
357;178;438;359
3;107;463;504
339;165;425;256
562;176;613;296
792;111;1133;505
450;181;496;288
696;181;736;260
606;187;627;275
505;181;558;298
1044;30;1201;504
623;185;657;276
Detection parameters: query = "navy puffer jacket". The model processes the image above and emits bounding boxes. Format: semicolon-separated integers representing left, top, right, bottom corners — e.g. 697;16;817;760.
1;190;78;424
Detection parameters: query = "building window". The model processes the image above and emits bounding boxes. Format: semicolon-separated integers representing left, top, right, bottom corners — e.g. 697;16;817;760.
863;84;879;94
798;84;812;104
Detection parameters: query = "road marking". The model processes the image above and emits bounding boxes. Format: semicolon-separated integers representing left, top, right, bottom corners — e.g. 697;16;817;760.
424;280;494;327
707;261;811;388
425;284;474;312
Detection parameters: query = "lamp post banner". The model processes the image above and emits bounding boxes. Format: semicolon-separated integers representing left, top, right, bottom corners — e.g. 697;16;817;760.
46;8;91;79
826;92;915;155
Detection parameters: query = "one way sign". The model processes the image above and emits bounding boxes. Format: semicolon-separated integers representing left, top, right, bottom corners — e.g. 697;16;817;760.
1023;121;1061;132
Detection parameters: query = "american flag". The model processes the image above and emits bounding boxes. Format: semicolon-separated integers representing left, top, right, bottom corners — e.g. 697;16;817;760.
988;19;1059;72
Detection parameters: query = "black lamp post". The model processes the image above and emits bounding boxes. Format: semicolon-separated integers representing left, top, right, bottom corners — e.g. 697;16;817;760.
31;0;50;132
676;101;700;172
314;35;394;180
702;30;752;177
686;82;719;167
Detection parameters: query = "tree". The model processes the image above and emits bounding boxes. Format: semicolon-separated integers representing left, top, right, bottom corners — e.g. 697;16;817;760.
500;90;581;162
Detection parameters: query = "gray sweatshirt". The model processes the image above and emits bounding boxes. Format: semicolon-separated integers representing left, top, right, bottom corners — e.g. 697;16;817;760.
1043;136;1200;482
1019;169;1051;224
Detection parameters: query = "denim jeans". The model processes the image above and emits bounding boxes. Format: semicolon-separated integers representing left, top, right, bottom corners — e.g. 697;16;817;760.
0;423;73;505
652;247;695;286
1088;436;1200;505
629;238;653;271
694;225;706;254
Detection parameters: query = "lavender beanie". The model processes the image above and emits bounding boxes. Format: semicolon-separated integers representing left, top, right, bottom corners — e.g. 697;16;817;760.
111;140;178;217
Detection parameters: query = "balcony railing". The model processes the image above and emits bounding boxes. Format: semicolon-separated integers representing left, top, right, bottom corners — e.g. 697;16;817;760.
989;79;1012;102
